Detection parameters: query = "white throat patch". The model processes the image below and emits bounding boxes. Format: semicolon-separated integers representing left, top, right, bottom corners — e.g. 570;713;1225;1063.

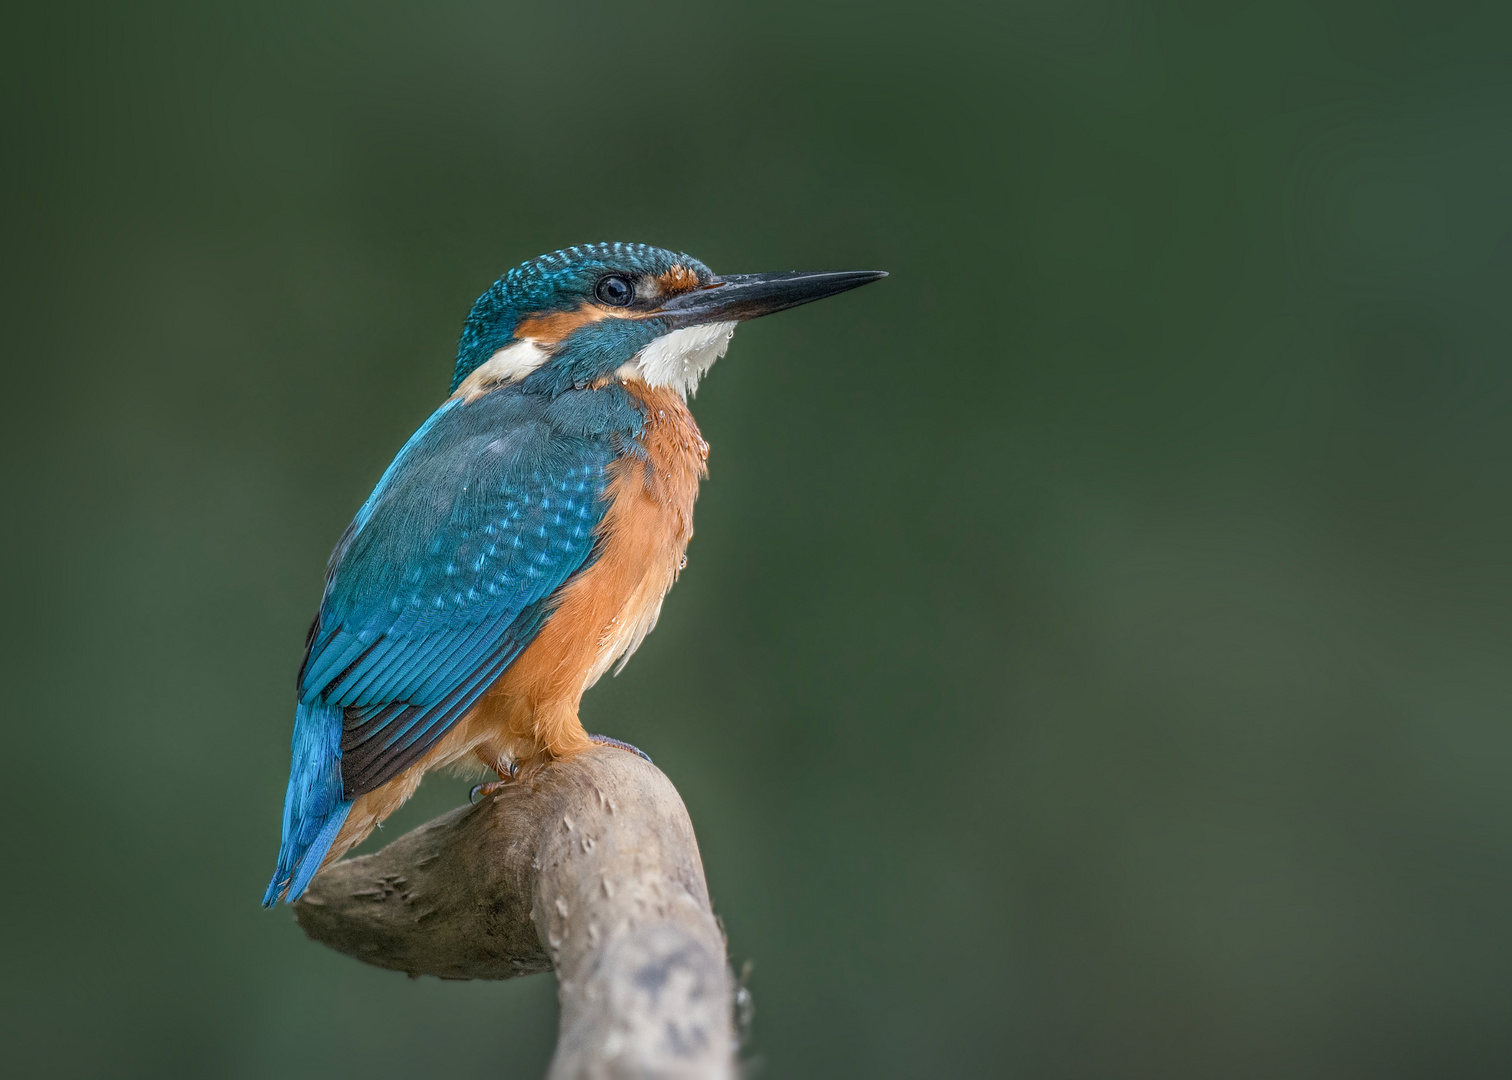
620;321;738;398
455;319;738;402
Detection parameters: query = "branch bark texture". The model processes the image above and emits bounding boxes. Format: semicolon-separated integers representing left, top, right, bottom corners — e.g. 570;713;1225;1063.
293;747;736;1079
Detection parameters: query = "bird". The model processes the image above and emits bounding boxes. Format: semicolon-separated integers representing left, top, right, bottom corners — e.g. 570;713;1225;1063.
264;242;885;904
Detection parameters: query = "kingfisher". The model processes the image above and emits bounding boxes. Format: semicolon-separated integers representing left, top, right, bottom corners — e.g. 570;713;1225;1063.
263;242;884;904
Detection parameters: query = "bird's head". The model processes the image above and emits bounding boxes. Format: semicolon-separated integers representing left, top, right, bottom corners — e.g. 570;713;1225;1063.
451;242;885;399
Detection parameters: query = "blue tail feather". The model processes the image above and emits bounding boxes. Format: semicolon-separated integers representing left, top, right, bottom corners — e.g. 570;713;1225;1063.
283;800;353;902
263;701;352;906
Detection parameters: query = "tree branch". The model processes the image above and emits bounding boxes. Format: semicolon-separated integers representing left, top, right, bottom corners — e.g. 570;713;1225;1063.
293;747;737;1079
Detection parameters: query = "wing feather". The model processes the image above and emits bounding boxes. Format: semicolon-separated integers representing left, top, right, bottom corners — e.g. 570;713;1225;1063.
292;384;642;799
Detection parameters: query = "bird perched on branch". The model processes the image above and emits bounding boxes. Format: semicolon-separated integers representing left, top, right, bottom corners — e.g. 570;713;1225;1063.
264;242;884;904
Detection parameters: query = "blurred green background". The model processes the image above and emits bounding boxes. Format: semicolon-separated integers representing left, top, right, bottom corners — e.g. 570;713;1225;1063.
3;1;1509;1076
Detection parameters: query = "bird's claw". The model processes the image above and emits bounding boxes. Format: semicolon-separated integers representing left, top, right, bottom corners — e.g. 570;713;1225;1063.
588;733;653;763
470;761;519;804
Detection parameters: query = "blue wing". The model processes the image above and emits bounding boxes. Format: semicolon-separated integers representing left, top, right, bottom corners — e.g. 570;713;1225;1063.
265;385;643;903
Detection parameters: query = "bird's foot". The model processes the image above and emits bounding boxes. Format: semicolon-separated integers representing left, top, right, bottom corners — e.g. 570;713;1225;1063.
469;760;519;804
588;733;653;763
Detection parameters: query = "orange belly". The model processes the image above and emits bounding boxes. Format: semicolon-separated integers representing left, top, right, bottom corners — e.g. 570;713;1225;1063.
323;381;707;865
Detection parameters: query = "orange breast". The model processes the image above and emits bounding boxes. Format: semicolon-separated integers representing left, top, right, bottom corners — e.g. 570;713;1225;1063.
319;382;708;872
457;381;709;765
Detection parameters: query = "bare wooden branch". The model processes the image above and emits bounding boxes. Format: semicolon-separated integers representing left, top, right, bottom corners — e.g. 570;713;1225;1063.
293;747;737;1079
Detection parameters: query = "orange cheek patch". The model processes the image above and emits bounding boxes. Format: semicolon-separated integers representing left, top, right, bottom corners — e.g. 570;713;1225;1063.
514;303;622;344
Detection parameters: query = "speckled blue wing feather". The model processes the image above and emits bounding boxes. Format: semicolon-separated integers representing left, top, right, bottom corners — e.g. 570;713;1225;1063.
265;384;643;904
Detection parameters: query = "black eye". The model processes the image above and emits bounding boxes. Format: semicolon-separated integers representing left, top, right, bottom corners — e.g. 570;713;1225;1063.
595;274;634;306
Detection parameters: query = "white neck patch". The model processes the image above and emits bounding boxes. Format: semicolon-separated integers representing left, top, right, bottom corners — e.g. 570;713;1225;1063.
620;321;738;397
453;338;550;401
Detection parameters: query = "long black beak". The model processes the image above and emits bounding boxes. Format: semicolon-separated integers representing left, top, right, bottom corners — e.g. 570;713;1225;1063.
659;269;887;326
